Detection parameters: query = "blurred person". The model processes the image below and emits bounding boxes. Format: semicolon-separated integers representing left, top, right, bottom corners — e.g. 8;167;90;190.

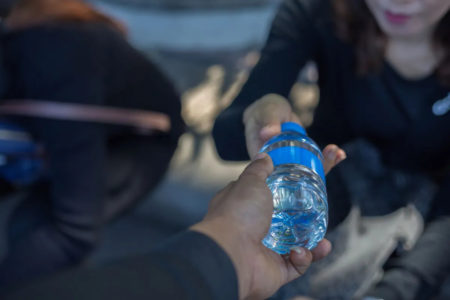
0;1;14;18
4;152;344;300
0;0;184;290
213;0;450;299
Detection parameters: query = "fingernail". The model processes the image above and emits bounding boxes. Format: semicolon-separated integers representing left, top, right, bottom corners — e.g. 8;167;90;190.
254;152;267;160
326;150;336;161
260;124;280;137
292;247;305;256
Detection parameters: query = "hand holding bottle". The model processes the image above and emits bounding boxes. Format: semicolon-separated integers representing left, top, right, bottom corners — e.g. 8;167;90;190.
191;149;345;299
243;94;346;172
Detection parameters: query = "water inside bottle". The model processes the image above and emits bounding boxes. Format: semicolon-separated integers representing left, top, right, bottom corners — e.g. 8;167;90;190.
262;165;327;254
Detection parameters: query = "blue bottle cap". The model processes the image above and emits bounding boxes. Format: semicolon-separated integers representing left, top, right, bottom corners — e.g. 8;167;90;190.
264;122;325;182
281;122;307;135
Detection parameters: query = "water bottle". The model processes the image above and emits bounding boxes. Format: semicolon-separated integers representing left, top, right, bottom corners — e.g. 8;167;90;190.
260;122;328;254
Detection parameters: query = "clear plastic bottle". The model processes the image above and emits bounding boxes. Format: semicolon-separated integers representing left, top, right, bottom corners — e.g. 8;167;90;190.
260;122;328;254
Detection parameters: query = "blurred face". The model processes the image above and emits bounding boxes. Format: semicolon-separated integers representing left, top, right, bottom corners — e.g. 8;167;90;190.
365;0;450;38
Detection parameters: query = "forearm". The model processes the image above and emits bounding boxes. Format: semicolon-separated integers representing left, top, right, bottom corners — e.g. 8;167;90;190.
152;230;239;300
212;0;321;161
4;231;239;300
192;218;252;299
213;106;248;161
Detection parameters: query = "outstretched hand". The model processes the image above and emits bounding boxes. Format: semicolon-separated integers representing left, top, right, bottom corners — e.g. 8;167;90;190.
243;94;346;170
192;147;345;299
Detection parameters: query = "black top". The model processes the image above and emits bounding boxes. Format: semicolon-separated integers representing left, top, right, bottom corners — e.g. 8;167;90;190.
4;231;239;300
213;0;449;172
213;0;450;298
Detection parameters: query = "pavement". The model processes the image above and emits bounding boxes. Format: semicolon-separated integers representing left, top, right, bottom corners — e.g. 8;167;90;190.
94;0;278;51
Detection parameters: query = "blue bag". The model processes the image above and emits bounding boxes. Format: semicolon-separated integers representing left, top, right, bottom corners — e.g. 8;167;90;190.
0;121;44;186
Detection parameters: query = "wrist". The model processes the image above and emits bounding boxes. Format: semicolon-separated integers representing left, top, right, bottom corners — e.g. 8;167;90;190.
191;219;253;299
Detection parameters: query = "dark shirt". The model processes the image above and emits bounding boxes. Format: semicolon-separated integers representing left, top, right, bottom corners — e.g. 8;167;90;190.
212;0;450;298
4;231;239;300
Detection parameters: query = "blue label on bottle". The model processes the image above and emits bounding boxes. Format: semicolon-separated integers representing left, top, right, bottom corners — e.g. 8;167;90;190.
267;146;325;182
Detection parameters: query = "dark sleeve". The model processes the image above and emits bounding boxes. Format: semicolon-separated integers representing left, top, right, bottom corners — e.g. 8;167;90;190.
0;27;107;287
212;0;321;161
5;231;239;300
366;173;450;300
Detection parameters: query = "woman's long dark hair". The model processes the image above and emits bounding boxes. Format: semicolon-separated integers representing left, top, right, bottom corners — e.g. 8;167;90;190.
333;0;450;86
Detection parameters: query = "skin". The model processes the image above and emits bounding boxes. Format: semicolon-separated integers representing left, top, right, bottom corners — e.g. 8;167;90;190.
365;0;450;78
365;0;450;39
243;94;347;169
192;149;344;299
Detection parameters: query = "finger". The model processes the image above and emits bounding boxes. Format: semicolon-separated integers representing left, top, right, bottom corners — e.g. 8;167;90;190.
285;240;331;283
322;144;346;174
286;247;314;281
289;112;303;125
259;111;303;144
259;112;303;143
311;239;332;262
255;94;292;123
259;123;281;142
239;153;274;182
245;95;292;158
243;94;292;124
246;125;264;158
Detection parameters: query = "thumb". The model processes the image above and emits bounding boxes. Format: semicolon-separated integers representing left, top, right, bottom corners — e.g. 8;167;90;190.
239;153;274;183
243;94;292;125
244;95;293;158
322;145;346;175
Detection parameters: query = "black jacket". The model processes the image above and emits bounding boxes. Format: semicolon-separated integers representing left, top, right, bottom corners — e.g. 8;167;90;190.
4;231;239;300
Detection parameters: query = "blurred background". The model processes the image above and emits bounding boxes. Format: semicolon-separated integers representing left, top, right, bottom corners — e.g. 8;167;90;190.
0;0;321;267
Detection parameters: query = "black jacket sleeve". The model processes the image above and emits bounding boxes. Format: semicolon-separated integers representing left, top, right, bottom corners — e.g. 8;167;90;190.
212;0;321;161
5;231;239;300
